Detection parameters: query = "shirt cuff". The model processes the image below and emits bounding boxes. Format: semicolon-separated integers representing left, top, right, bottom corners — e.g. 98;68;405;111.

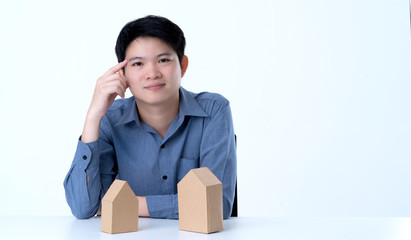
146;194;178;219
73;137;99;170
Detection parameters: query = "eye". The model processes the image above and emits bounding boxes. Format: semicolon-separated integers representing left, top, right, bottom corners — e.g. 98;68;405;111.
132;62;142;66
159;58;170;63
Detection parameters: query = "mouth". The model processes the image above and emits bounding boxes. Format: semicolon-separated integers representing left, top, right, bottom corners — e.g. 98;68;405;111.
145;83;165;91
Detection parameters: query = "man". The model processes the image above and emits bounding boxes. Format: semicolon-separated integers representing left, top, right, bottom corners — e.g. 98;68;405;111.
64;15;237;219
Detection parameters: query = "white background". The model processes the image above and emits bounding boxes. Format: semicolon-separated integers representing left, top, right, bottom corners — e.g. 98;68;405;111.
0;0;410;217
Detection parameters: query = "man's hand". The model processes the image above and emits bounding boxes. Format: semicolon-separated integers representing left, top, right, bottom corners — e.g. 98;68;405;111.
81;60;128;143
88;60;128;120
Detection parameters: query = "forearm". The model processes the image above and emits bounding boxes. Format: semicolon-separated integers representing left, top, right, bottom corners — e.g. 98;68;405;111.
81;114;102;143
64;140;102;219
64;166;101;218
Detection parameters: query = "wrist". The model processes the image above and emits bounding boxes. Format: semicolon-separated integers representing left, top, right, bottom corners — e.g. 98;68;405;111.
81;114;102;143
86;108;105;122
137;196;150;217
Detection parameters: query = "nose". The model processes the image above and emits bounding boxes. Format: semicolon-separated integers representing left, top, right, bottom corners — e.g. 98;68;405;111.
145;63;161;80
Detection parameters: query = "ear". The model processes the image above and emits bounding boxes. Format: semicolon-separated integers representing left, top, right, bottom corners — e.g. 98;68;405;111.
180;55;189;78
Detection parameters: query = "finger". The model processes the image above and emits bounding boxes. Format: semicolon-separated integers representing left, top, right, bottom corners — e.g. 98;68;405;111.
99;73;128;88
101;80;127;95
105;59;128;76
101;83;126;99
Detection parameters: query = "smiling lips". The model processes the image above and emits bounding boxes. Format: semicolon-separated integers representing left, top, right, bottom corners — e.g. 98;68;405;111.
145;83;165;90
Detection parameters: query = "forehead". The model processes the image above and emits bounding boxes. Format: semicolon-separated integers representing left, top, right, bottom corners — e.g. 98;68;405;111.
125;36;176;57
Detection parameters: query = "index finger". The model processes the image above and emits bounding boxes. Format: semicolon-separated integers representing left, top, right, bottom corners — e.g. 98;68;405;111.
106;59;128;75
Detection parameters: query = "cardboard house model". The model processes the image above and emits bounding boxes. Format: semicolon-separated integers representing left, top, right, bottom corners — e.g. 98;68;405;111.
101;180;139;234
177;167;223;234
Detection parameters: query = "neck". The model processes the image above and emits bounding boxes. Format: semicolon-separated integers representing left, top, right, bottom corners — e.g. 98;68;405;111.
136;95;180;139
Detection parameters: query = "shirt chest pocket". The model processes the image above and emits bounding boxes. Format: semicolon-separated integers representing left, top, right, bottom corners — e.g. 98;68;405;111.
177;157;199;182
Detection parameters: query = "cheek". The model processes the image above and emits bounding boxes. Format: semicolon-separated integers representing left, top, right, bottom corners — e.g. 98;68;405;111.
172;67;182;79
125;76;141;94
127;80;141;92
125;70;141;83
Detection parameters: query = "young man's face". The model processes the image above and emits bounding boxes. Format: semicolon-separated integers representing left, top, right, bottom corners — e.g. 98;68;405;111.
121;36;188;107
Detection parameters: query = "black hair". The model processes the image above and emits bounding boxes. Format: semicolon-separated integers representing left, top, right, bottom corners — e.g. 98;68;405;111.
115;15;186;65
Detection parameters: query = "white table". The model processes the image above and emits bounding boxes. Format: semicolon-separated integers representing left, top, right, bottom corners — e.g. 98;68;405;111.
0;216;410;240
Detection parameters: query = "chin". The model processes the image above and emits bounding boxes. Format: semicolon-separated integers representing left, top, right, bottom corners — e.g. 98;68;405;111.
134;96;168;106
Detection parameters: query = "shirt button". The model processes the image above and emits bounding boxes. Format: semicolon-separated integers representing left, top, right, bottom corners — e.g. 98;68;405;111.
160;144;165;149
82;155;87;160
162;175;168;180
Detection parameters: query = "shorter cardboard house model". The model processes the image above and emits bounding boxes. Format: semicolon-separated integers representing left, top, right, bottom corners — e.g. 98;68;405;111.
101;180;139;234
178;167;223;234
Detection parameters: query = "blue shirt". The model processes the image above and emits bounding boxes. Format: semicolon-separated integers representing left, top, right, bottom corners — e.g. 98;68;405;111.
64;87;237;219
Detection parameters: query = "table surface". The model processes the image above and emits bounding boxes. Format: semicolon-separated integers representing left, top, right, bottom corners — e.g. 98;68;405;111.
0;216;410;240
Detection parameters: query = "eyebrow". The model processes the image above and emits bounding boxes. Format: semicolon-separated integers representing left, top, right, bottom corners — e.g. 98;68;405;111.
128;52;173;62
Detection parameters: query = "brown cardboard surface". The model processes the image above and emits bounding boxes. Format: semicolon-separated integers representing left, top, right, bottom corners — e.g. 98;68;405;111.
101;180;139;234
192;168;222;186
178;167;223;234
178;174;207;233
207;184;223;233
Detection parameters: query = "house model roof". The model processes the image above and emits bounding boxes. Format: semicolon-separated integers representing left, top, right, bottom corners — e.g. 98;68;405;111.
102;180;132;202
184;167;222;187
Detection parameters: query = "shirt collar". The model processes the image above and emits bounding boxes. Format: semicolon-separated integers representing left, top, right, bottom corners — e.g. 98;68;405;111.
114;97;141;127
114;87;208;127
179;87;209;118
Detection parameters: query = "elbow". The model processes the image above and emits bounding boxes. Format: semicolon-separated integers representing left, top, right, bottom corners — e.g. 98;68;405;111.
73;212;94;220
65;191;99;219
67;197;99;219
71;207;98;219
64;176;100;220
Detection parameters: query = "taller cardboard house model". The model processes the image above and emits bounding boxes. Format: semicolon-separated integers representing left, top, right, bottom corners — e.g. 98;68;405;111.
178;167;223;234
101;180;139;234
